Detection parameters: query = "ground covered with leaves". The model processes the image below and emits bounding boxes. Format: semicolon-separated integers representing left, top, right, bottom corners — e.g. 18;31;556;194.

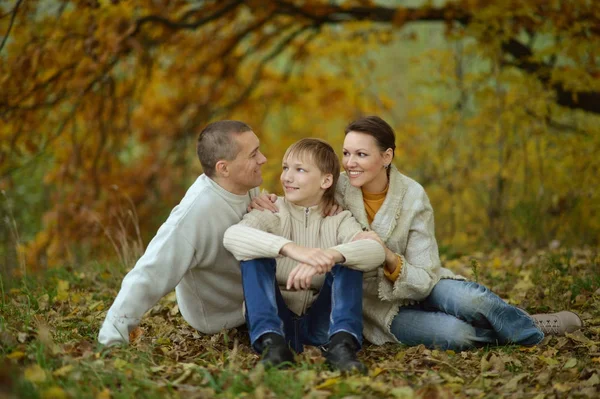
1;247;600;398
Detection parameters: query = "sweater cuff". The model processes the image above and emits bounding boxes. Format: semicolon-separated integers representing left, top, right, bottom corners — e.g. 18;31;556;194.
383;254;403;282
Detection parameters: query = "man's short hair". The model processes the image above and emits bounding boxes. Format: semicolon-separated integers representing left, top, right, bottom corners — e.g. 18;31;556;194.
283;138;340;207
196;120;253;177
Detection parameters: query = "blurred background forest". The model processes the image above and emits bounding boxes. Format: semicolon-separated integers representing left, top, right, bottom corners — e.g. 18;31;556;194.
1;0;599;276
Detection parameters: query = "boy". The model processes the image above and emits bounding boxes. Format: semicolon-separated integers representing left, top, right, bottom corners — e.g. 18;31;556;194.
223;138;385;373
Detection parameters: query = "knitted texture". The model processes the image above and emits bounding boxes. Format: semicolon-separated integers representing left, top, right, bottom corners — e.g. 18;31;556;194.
224;198;385;316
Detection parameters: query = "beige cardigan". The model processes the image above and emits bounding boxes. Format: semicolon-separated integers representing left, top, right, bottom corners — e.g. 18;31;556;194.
224;198;386;316
335;165;464;345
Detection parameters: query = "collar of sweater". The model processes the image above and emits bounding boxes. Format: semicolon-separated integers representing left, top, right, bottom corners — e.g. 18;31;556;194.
281;198;325;224
340;165;408;242
203;174;253;204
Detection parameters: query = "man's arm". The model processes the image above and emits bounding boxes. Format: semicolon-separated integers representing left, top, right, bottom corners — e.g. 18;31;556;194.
98;224;198;346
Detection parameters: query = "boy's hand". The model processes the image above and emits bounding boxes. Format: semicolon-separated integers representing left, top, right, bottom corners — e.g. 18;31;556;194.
247;193;278;213
287;263;319;290
280;243;335;273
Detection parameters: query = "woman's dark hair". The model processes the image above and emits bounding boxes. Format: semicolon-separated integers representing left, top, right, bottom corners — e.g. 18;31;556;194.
344;116;396;157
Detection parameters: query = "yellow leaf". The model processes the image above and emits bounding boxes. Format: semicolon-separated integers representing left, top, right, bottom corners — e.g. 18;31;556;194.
56;280;70;301
390;386;415;398
41;386;68;399
563;358;577;369
53;365;74;377
315;377;340;390
371;367;385;377
552;382;571;393
538;355;559;366
113;358;129;370
7;351;26;360
24;364;47;383
96;388;111;399
440;372;464;384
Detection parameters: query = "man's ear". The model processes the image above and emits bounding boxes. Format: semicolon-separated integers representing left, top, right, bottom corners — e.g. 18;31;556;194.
215;160;229;177
321;174;333;190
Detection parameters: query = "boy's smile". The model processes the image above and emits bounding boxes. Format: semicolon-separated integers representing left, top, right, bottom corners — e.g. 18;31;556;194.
280;154;332;208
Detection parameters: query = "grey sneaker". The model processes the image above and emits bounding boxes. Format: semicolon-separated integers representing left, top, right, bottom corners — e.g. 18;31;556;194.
530;311;583;335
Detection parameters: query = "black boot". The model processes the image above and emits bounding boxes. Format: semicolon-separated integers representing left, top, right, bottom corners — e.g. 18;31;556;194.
322;332;367;374
256;333;295;368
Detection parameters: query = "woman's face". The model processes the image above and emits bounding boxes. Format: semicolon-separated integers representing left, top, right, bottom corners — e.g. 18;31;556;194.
342;131;392;191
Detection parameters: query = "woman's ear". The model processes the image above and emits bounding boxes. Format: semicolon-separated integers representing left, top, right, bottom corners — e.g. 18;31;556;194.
321;173;333;190
383;148;394;166
215;160;229;177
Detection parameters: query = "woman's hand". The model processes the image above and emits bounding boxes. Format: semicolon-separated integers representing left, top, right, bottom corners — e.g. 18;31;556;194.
322;200;344;217
287;263;319;290
247;193;278;213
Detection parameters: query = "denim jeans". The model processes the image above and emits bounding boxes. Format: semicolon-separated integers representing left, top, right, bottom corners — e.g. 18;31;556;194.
241;258;363;354
390;279;544;351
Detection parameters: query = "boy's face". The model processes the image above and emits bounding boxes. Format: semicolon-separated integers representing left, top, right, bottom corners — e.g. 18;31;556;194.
280;153;332;208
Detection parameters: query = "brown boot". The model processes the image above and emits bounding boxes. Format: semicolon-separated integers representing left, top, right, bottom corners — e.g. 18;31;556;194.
530;311;583;335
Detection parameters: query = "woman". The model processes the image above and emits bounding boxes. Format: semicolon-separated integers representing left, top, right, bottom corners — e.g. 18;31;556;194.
252;116;582;350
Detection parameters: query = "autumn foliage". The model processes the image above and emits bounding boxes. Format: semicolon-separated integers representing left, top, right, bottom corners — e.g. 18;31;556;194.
1;0;599;271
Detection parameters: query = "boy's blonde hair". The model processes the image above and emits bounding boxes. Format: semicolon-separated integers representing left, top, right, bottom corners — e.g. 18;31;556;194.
283;138;340;207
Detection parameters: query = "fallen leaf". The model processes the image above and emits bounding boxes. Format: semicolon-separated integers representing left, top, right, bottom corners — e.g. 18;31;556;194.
553;382;571;393
56;280;69;302
129;327;143;342
53;365;74;377
113;358;129;370
584;373;600;387
440;372;464;384
565;330;594;345
371;367;385;377
96;388;111;399
7;351;26;360
38;294;49;311
17;332;28;343
505;373;528;391
41;386;67;399
315;377;340;390
538;355;559;366
563;358;577;369
24;364;47;383
390;386;415;398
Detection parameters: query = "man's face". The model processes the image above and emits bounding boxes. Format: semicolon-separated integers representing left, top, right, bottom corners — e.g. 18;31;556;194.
226;131;267;194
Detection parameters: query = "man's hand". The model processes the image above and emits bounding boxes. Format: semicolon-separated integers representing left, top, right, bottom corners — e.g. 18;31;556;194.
248;193;278;213
287;263;319;290
280;243;335;273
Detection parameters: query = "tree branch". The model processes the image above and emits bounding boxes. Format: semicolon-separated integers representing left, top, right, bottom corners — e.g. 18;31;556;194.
0;0;23;54
131;0;243;36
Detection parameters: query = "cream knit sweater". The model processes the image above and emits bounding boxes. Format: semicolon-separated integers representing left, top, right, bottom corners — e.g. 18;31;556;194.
98;174;259;346
335;165;465;345
223;198;386;316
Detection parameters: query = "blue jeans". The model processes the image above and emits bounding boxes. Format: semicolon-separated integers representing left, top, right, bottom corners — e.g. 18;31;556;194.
241;258;363;354
390;279;544;351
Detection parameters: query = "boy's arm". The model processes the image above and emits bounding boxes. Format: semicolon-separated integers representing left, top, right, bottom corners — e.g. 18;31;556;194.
224;224;292;261
329;211;386;271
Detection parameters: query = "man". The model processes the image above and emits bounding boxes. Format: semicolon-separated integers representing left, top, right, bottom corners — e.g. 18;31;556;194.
98;120;267;346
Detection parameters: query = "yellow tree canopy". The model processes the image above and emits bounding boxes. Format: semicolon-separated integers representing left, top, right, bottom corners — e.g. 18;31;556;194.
1;0;599;270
